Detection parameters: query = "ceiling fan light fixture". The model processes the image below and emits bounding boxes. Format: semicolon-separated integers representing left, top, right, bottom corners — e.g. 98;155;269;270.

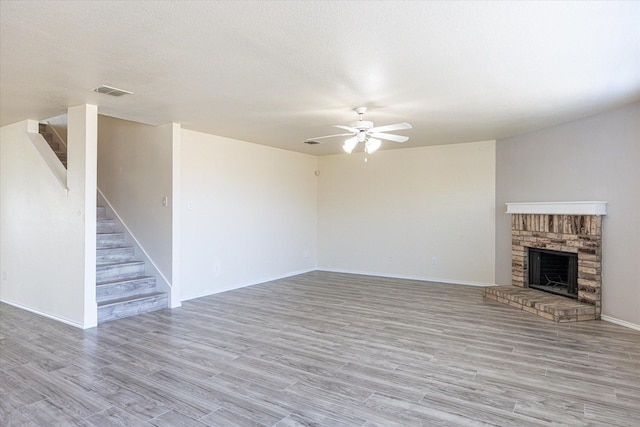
305;107;410;157
365;137;381;154
343;136;358;153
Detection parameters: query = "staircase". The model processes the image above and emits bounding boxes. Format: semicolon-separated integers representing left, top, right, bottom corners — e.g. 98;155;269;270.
96;206;168;323
38;123;67;168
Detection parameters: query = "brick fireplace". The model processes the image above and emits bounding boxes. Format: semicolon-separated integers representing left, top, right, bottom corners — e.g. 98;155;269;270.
484;202;606;322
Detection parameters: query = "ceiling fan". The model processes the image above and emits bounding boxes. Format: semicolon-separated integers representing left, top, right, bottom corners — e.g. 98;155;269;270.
304;107;412;154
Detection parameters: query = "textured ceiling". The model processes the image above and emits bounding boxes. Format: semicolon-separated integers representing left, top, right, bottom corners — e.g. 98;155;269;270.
1;1;639;155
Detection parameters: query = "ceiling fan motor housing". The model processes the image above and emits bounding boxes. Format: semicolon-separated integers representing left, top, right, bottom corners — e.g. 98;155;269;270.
351;120;373;130
304;106;410;147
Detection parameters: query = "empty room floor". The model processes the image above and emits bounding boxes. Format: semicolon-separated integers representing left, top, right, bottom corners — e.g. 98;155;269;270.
1;271;639;426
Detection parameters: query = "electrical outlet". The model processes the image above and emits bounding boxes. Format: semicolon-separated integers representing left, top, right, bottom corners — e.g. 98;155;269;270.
432;256;437;265
388;256;394;262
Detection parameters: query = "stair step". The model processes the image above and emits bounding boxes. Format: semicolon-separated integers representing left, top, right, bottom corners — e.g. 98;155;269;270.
97;219;116;234
97;233;125;248
97;207;107;219
48;141;60;151
95;205;166;324
97;292;168;323
96;261;145;283
96;276;157;303
96;246;135;264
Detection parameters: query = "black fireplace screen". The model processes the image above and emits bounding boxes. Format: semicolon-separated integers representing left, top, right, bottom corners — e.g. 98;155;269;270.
528;248;578;299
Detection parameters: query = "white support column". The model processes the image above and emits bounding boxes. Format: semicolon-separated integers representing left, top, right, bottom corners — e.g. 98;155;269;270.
69;104;98;328
171;123;182;307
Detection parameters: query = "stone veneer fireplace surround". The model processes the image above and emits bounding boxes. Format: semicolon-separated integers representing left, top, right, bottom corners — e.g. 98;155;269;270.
484;202;607;322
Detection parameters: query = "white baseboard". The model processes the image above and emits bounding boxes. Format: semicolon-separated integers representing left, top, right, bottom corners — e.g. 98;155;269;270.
181;267;317;302
317;268;496;287
0;299;94;329
601;315;640;332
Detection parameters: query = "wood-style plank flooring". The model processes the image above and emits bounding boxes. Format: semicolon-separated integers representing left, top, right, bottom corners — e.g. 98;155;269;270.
1;271;639;426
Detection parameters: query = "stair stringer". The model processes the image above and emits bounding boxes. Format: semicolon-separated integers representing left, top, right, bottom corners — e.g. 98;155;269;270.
97;188;172;303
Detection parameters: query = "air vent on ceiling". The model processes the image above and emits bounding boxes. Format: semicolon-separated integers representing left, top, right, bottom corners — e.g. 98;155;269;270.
93;85;133;97
304;140;321;145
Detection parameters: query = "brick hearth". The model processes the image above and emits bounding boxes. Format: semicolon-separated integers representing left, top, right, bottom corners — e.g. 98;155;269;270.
484;285;597;322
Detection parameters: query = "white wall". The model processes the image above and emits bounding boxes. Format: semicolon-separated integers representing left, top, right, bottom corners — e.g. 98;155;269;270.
97;116;175;302
496;102;640;327
318;141;496;285
180;129;318;300
0;105;97;328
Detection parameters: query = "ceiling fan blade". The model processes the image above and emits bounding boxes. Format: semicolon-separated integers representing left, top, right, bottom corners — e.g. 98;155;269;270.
370;132;409;143
333;125;358;133
305;133;353;142
369;122;412;133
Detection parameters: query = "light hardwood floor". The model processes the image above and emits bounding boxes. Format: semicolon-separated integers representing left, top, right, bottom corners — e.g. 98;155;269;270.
1;271;639;426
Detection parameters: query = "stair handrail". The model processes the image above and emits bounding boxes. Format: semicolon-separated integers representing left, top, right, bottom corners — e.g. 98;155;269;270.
46;121;68;150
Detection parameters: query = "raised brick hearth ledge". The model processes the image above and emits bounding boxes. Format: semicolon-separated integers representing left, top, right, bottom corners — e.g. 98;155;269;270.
484;285;597;322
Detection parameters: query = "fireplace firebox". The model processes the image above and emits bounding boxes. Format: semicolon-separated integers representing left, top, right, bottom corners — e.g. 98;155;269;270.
528;248;578;299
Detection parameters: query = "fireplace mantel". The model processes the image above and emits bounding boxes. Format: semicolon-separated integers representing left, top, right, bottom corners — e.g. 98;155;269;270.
505;201;607;216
